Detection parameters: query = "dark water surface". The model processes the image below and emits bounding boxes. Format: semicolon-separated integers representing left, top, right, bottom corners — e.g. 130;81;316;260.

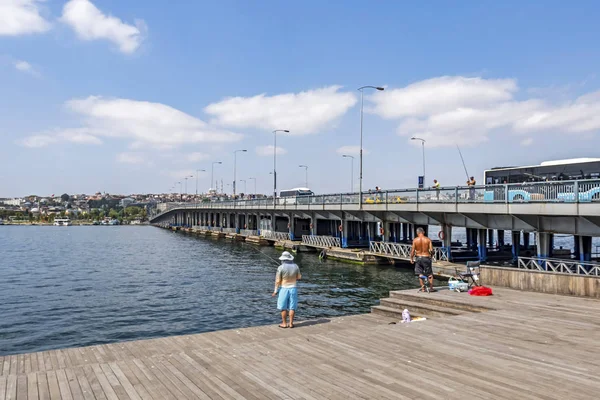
0;226;419;355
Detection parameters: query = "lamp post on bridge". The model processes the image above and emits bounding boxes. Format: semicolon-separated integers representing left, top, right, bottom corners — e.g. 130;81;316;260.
248;177;256;195
239;179;247;195
233;149;247;198
272;129;290;206
342;154;354;192
184;175;193;196
358;85;384;209
411;137;426;187
195;169;206;196
299;165;308;188
176;181;182;201
211;161;222;193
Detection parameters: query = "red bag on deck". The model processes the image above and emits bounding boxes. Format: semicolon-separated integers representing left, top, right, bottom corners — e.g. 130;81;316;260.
469;286;493;296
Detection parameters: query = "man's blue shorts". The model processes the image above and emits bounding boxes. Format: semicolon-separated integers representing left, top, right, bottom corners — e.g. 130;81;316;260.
277;287;298;311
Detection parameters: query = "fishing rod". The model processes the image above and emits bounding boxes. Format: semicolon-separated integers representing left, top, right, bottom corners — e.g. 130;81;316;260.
238;240;281;266
456;144;470;181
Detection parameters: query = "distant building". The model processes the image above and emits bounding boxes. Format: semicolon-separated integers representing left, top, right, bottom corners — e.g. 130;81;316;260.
1;198;22;206
120;197;135;208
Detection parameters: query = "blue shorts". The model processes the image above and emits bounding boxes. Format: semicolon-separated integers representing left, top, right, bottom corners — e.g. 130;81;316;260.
277;287;298;311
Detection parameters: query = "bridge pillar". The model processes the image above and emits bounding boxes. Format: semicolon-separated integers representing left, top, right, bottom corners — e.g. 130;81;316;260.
342;219;349;248
477;229;487;262
536;232;553;264
498;230;505;248
310;213;316;236
488;229;494;249
289;215;295;240
402;223;408;242
523;232;531;249
442;224;452;261
511;231;521;264
383;221;392;243
466;228;471;249
578;235;592;262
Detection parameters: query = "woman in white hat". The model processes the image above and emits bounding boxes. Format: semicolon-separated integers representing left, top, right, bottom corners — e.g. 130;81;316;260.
272;251;302;328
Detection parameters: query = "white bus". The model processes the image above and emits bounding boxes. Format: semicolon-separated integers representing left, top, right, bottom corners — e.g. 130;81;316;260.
279;188;314;204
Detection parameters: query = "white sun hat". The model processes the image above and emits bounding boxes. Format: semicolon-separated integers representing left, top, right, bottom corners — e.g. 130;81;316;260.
279;251;294;261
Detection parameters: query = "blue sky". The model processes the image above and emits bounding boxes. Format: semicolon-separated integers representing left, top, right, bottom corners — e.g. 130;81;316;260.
2;0;600;197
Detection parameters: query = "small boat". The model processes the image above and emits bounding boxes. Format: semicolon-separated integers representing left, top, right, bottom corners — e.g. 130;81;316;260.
92;220;101;225
108;219;120;225
54;218;72;226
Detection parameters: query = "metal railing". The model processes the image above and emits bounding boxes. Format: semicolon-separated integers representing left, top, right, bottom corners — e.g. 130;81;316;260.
302;235;341;248
518;257;600;276
369;241;449;262
151;179;600;218
261;231;291;241
240;229;258;237
222;227;237;234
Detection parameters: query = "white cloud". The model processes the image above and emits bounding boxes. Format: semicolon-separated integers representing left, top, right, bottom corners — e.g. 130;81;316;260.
205;86;357;134
57;129;102;145
116;152;144;164
370;76;517;119
369;76;600;148
186;152;210;162
20;134;57;148
0;0;51;36
20;96;242;150
520;138;534;147
256;145;286;156
61;0;146;54
13;60;40;77
335;145;368;156
65;96;242;147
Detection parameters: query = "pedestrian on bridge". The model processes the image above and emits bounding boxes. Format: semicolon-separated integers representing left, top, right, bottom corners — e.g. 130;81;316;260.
272;251;302;328
432;179;441;200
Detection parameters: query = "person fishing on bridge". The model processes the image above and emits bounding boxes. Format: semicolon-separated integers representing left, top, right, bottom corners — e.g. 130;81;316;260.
467;176;476;200
410;227;435;292
432;179;441;200
272;251;302;328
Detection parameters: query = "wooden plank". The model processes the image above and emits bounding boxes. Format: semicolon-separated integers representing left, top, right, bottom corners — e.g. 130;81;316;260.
55;370;73;400
64;369;84;400
0;375;7;400
16;375;28;400
98;364;129;400
27;372;39;400
136;358;190;400
123;360;172;400
90;365;119;400
45;371;61;400
152;356;212;400
36;372;50;400
5;375;16;400
80;366;107;400
129;359;177;400
107;363;142;400
71;369;95;400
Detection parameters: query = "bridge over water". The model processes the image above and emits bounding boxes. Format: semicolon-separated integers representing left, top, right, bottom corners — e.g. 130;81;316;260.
151;180;600;263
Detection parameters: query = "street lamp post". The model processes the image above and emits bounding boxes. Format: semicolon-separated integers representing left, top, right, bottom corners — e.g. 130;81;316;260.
358;86;384;209
176;181;182;201
195;169;206;195
239;179;247;195
211;161;222;192
342;155;354;192
299;165;308;188
248;177;256;195
184;175;193;195
411;137;426;185
233;150;247;197
272;129;290;206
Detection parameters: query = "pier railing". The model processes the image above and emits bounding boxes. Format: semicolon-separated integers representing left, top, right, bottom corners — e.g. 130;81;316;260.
240;229;258;237
518;257;600;276
369;241;449;262
153;179;600;214
302;235;341;248
222;227;237;234
261;231;291;241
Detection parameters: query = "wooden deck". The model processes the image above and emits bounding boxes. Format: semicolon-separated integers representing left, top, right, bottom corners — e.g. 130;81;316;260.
2;288;600;399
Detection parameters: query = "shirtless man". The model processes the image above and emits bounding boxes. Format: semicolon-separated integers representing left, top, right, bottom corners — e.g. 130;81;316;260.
410;227;435;292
